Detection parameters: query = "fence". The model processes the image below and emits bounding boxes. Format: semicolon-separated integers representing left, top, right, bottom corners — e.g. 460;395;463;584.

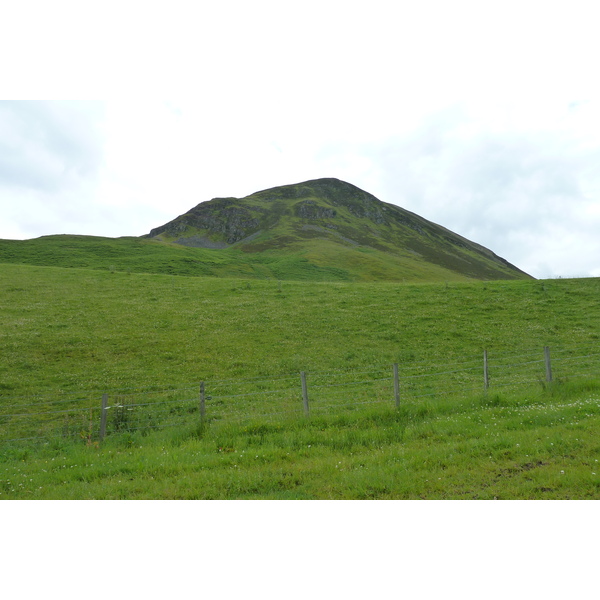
1;345;599;445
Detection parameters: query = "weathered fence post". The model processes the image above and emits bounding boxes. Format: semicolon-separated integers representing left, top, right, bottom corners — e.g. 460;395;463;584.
300;371;310;416
544;346;553;383
99;393;108;442
483;350;490;391
393;363;400;408
199;381;206;422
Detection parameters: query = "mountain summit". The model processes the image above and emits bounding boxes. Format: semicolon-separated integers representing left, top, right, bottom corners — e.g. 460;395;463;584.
146;178;532;281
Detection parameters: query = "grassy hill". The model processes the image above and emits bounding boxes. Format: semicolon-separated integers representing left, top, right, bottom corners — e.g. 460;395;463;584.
1;263;599;499
147;178;532;281
0;179;532;282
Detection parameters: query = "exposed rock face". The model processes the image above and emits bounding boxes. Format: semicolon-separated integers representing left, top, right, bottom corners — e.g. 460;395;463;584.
397;215;425;234
296;200;337;220
345;202;386;224
149;199;261;244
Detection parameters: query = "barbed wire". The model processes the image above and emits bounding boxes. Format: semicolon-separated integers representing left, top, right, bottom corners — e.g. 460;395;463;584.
210;387;298;400
397;366;482;380
304;397;391;412
0;395;101;410
491;359;546;370
203;373;300;385
303;364;396;377
1;406;99;418
0;384;200;405
311;377;390;390
107;398;197;409
552;352;600;363
396;357;484;371
211;407;305;423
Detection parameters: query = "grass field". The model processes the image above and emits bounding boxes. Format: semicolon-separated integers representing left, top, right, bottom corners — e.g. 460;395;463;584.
1;262;599;499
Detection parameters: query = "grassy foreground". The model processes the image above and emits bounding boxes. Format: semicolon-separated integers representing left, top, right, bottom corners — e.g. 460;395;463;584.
2;380;600;499
1;263;599;499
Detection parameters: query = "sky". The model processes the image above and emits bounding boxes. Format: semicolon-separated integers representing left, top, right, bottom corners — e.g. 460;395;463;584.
1;1;596;584
2;0;600;279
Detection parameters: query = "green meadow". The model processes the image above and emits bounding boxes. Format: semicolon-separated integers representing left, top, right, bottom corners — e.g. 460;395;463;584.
1;262;599;499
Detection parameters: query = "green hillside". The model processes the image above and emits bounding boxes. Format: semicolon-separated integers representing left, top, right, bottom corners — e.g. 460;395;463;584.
0;263;595;397
0;233;513;283
147;178;532;281
0;263;599;499
0;178;532;282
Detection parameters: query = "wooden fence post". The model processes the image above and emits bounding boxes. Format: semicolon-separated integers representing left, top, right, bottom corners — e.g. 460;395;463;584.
544;346;553;383
393;363;400;408
99;393;108;442
483;350;490;391
199;381;206;422
300;371;310;416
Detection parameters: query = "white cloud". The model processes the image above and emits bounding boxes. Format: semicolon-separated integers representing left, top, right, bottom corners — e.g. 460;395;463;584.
0;101;104;190
0;101;108;237
332;100;600;278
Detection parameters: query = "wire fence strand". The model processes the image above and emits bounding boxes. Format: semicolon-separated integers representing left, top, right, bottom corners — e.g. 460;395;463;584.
1;345;598;444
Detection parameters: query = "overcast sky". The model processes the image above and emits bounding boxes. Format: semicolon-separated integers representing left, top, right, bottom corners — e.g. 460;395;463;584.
2;0;600;279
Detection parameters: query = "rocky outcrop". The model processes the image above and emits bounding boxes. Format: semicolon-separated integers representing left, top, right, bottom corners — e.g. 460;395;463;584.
395;214;425;235
150;199;261;244
296;200;337;220
345;202;387;224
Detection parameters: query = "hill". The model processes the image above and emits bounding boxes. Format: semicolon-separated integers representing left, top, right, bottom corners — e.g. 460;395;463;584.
146;177;532;281
0;178;531;282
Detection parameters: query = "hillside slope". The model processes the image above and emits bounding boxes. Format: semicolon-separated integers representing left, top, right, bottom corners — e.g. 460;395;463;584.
2;264;599;499
0;178;532;282
0;262;597;397
147;177;532;281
